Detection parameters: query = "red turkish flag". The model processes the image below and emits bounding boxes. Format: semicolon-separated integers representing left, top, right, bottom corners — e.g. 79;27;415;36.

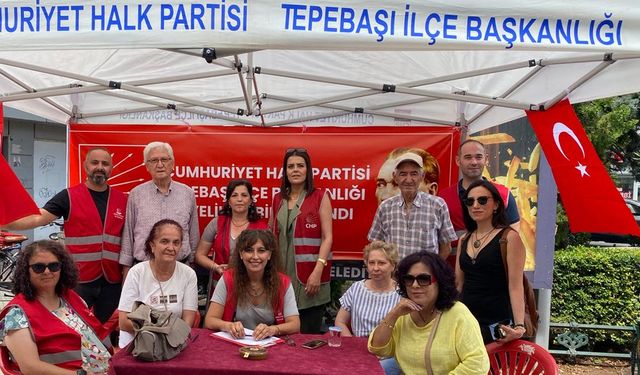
0;103;40;226
526;99;640;236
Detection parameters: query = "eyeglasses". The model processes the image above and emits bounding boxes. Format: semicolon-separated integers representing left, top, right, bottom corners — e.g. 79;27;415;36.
29;262;61;274
401;273;436;287
286;148;307;154
463;196;491;207
146;157;172;165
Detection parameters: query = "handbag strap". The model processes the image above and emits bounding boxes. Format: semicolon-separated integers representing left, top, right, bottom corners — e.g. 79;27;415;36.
423;311;442;375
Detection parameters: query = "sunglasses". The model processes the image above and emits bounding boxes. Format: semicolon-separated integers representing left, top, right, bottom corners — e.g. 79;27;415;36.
286;148;307;154
29;262;61;274
401;273;436;287
463;196;491;207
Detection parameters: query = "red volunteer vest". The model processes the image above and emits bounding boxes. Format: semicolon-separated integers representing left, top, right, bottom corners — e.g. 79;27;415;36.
65;184;127;283
0;289;110;370
272;188;331;284
439;180;510;247
209;216;268;264
221;270;290;325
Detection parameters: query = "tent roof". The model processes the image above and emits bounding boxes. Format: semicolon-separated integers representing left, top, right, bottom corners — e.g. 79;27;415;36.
1;1;639;133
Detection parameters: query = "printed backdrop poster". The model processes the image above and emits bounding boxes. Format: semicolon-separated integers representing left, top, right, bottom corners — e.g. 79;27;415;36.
69;124;460;260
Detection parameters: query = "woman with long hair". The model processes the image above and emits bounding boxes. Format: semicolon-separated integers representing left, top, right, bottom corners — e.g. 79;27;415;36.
204;229;300;340
455;179;526;343
118;219;198;348
0;240;112;374
271;148;333;333
195;179;267;297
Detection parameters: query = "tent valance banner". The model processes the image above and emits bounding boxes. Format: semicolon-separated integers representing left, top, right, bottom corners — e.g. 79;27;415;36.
526;99;640;237
68;124;460;260
0;1;637;52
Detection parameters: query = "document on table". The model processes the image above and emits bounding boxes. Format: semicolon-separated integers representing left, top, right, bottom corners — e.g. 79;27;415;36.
210;328;283;347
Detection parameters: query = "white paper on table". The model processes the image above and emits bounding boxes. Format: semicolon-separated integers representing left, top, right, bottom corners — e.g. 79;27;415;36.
210;328;282;347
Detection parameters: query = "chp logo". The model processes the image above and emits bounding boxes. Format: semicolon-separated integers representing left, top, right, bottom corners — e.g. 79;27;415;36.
305;212;320;229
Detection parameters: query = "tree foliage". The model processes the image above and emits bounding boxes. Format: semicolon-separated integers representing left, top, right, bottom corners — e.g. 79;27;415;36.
574;95;640;178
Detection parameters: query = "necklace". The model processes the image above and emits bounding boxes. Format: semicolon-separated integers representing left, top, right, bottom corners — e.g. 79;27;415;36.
473;228;495;249
416;308;436;325
231;219;249;227
249;283;265;297
471;228;495;264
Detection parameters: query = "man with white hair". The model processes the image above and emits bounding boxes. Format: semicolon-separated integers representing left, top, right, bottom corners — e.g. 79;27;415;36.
368;153;456;259
119;141;199;279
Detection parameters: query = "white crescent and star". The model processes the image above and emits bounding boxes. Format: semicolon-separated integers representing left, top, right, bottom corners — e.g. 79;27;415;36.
552;122;590;177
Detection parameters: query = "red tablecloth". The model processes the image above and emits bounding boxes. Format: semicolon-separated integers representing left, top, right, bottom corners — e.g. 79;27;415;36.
109;329;384;375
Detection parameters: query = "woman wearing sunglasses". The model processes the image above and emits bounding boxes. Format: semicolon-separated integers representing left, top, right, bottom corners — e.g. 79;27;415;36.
204;229;300;340
271;148;332;333
369;251;488;374
455;179;526;344
0;240;112;374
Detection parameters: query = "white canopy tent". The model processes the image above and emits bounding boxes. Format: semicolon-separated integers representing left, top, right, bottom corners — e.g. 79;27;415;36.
1;0;639;347
0;0;638;132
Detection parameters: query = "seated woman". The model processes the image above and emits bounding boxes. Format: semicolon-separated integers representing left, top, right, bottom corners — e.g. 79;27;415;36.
0;240;111;375
335;241;401;375
118;219;198;348
204;229;300;340
335;241;400;336
369;251;489;374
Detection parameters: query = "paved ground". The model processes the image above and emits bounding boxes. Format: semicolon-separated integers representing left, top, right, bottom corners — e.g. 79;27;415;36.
557;358;632;374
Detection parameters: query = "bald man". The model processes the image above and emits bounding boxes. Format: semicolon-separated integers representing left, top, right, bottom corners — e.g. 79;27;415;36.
2;147;127;323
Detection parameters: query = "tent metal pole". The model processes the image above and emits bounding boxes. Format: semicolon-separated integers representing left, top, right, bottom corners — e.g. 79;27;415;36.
0;57;244;116
407;60;536;87
0;85;109;102
245;53;254;116
234;55;252;115
0;68;71;116
538;52;640;66
253;57;540;116
543;60;614;109
259;67;538;112
467;66;544;125
264;94;453;125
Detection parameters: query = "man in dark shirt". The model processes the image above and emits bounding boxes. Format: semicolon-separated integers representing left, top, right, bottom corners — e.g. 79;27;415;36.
2;147;127;323
439;139;520;264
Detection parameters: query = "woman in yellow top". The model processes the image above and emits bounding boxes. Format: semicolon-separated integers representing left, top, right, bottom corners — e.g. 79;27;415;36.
369;251;489;375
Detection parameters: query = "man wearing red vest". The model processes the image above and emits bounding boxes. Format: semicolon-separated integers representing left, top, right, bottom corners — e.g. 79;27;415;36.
1;148;127;323
439;140;520;260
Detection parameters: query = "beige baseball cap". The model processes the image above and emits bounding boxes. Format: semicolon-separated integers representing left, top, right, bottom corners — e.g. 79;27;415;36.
394;152;424;169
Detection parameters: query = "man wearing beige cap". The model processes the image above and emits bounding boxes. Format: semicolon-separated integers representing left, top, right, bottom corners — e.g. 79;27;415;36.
368;153;456;259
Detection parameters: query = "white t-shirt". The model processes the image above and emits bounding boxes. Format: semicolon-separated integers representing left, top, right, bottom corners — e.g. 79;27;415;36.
118;261;198;347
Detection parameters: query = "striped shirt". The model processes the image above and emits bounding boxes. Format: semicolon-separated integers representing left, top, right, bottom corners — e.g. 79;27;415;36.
119;180;199;266
339;280;401;337
368;191;457;258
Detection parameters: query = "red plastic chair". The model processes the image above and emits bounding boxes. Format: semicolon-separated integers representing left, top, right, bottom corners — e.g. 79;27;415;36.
485;339;559;375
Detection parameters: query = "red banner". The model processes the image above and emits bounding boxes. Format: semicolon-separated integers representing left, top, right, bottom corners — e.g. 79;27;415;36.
69;124;460;260
526;99;640;236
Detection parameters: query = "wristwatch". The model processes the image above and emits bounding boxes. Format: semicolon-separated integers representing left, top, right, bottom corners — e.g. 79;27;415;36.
317;258;327;267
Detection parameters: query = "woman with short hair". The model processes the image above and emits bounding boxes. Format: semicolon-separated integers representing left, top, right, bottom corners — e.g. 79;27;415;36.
118;219;198;348
369;251;489;374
